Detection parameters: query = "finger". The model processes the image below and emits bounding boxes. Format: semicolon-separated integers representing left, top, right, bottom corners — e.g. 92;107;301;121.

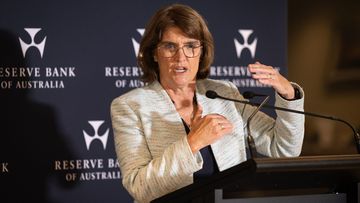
205;115;231;128
249;61;261;66
217;122;233;131
252;73;277;80
249;63;279;83
249;61;275;70
249;66;276;75
203;113;228;120
248;61;265;68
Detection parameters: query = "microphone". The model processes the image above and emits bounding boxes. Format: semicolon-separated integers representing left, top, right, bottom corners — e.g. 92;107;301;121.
206;90;252;105
205;90;360;154
246;95;270;159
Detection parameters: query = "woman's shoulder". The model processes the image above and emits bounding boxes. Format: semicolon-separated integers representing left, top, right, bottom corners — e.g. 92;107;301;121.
198;78;238;93
111;85;147;103
200;78;234;86
111;82;161;106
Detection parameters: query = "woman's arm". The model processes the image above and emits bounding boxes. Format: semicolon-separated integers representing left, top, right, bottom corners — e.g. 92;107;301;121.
111;97;202;202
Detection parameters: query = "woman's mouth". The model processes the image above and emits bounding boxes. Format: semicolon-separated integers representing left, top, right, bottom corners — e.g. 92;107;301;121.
174;66;188;73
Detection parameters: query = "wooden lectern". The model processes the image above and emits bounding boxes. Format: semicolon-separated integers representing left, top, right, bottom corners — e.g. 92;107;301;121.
151;155;360;203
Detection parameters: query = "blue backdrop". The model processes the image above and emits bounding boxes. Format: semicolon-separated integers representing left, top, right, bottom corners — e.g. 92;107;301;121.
0;0;287;202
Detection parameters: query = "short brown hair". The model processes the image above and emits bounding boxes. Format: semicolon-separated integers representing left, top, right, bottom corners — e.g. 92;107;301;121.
138;4;214;83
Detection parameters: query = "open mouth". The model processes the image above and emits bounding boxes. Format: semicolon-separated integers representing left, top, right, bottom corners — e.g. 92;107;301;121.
174;66;188;73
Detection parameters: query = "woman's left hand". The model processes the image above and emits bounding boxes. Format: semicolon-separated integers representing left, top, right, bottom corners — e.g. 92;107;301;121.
248;61;295;100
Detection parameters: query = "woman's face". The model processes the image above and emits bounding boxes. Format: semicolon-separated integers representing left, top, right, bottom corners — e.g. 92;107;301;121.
154;26;201;89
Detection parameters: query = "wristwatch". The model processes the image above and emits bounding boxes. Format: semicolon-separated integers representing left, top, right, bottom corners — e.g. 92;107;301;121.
292;87;301;100
280;87;301;101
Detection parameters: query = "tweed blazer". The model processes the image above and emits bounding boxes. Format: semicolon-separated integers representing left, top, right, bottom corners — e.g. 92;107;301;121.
110;79;304;203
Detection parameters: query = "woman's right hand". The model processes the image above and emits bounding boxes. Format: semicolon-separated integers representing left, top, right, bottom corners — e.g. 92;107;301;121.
187;104;233;153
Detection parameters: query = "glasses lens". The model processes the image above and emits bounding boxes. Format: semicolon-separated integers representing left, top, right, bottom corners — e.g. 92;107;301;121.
183;46;195;57
158;42;202;58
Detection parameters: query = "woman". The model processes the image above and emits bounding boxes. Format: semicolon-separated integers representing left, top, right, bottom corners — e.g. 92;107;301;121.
111;3;304;203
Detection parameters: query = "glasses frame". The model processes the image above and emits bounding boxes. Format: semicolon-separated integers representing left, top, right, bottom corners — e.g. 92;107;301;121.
156;41;203;58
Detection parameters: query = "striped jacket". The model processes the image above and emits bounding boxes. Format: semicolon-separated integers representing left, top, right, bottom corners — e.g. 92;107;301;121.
110;79;304;203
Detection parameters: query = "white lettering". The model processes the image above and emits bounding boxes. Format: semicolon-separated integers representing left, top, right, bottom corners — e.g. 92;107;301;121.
105;66;142;77
108;158;120;168
65;173;77;181
1;81;12;89
45;67;76;77
210;66;251;77
54;159;105;170
115;79;127;88
231;78;270;87
128;79;144;88
15;80;65;88
1;163;9;172
0;67;40;77
79;171;121;181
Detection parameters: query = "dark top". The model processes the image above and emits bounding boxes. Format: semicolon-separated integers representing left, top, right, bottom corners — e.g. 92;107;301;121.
181;119;219;181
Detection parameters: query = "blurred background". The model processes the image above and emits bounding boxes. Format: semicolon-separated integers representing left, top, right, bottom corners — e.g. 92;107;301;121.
288;0;360;155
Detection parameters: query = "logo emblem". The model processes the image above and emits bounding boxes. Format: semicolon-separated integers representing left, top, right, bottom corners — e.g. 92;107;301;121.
19;28;47;58
83;120;109;150
131;28;145;57
234;29;257;59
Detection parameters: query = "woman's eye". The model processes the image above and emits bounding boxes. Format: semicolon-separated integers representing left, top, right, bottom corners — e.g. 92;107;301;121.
164;43;176;50
185;43;200;49
185;44;194;49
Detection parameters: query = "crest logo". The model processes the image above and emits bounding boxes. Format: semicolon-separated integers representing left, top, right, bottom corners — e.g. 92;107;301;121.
83;120;109;150
131;28;145;57
234;29;257;59
19;28;47;58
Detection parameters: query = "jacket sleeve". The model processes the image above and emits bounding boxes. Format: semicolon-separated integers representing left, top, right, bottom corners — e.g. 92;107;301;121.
229;81;305;157
110;97;203;203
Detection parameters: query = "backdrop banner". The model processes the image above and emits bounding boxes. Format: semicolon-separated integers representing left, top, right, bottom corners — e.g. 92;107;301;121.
0;0;287;202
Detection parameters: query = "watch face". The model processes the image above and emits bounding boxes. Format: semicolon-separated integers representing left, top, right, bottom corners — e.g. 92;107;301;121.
295;88;301;99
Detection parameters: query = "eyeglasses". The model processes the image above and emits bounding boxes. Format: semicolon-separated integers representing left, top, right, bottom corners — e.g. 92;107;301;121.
157;41;202;58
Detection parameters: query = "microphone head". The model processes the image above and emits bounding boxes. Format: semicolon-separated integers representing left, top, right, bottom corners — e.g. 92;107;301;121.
205;90;218;99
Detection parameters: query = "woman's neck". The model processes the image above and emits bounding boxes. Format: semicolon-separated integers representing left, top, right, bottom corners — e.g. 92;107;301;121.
160;80;196;106
162;83;197;127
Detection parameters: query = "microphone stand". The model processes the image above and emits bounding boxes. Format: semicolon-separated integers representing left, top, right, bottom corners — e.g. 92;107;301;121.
246;95;270;159
206;90;360;154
